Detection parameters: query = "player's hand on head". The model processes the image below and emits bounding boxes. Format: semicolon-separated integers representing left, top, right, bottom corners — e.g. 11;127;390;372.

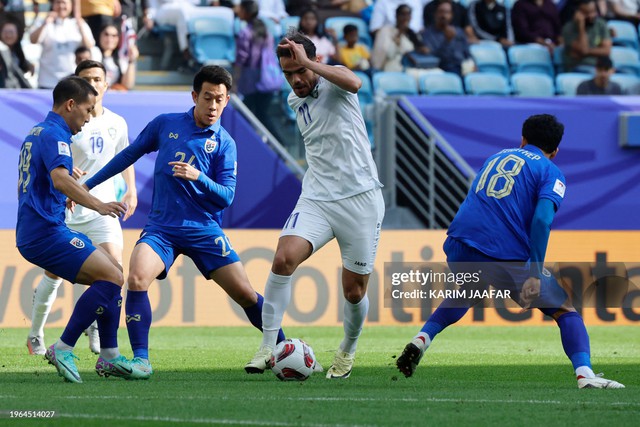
72;167;87;180
97;201;128;218
281;38;309;66
519;277;541;311
121;191;138;221
169;161;201;181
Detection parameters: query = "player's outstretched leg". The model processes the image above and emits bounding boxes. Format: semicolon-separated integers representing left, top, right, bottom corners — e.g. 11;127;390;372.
27;274;63;355
125;289;154;379
553;310;625;389
46;280;122;383
245;272;292;374
326;295;369;379
397;303;470;378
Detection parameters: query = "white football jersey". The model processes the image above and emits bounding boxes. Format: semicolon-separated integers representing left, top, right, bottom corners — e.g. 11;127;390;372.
288;73;382;201
67;108;129;224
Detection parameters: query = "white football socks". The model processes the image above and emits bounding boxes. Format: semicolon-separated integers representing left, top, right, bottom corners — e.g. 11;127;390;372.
412;332;432;351
339;295;369;355
30;275;63;338
576;365;596;379
100;348;120;360
261;271;292;349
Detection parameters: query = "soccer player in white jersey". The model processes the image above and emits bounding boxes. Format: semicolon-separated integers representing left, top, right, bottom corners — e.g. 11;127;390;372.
245;32;385;379
27;60;137;360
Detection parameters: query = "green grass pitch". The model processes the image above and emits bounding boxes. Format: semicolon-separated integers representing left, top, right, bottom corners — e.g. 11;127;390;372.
0;325;637;426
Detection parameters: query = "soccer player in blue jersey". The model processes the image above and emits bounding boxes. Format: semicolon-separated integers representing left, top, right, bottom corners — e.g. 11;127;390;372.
16;77;144;383
83;65;285;379
396;114;624;389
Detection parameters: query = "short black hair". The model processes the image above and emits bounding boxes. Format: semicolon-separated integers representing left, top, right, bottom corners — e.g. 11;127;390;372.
52;76;98;107
74;46;91;56
596;56;613;70
193;65;233;93
75;59;107;77
343;24;358;37
522;114;564;154
396;4;412;16
277;30;316;60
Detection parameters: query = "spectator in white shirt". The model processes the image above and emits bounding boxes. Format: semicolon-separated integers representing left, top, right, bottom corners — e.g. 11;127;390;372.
369;0;424;34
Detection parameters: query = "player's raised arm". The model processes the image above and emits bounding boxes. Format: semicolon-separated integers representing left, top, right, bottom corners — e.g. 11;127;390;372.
279;37;362;94
51;166;126;218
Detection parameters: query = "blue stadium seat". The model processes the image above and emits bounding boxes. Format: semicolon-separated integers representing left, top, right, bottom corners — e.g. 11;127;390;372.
280;16;301;36
469;43;510;77
372;72;418;96
324;17;372;48
188;16;235;66
608;20;639;50
508;44;554;76
464;72;511;95
280;80;295;121
610;46;640;75
510;72;555;97
552;45;564;74
419;72;464;95
555;72;591;95
610;73;640;94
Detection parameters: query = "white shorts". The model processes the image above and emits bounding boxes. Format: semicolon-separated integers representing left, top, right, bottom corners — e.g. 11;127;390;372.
281;188;385;275
67;215;123;248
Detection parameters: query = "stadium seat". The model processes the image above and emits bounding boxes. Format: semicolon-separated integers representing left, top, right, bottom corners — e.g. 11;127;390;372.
610;73;640;94
508;44;554;76
280;16;301;36
372;72;418;96
188;16;235;66
608;20;639;50
555;72;591;95
464;72;511;95
324;17;372;48
552;45;564;74
610;46;640;75
419;72;464;95
469;43;510;77
510;73;555;97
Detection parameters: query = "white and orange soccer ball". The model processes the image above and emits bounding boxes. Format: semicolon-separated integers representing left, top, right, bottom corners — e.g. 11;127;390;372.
270;338;317;381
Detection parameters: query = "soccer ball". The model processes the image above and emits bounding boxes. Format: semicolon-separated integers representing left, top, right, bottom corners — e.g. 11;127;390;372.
270;338;316;381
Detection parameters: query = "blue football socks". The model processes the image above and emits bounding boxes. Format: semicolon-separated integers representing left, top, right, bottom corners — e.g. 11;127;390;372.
556;311;592;370
420;304;470;341
96;295;122;350
126;290;152;360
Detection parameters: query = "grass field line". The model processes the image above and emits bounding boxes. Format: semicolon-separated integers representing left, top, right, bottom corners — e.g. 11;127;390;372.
52;412;371;427
2;395;637;407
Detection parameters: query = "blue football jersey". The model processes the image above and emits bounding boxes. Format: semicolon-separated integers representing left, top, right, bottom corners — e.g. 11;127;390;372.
448;145;566;261
16;112;74;246
86;108;237;229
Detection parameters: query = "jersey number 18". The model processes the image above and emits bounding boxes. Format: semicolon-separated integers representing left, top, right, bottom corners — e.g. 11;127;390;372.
475;154;525;199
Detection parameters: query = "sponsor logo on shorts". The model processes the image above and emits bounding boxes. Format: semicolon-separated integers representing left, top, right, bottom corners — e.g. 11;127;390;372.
126;314;141;323
204;138;217;153
355;261;367;267
69;237;85;248
95;306;104;315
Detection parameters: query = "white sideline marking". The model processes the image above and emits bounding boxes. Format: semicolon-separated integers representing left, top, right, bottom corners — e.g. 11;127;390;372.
1;395;637;407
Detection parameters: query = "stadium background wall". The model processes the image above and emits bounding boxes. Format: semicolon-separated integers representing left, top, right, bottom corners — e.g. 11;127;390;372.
1;230;639;327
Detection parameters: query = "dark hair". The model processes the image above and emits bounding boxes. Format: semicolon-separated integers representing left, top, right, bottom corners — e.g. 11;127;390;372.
298;9;325;38
75;59;107;76
240;0;267;42
343;24;358;38
52;76;98;107
0;19;31;73
596;56;613;70
522;114;564;154
277;30;317;60
193;65;233;93
395;4;425;50
98;24;123;83
74;46;91;56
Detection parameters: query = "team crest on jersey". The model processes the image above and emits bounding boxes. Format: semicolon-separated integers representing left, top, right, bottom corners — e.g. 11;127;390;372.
58;141;71;156
69;237;85;248
108;128;117;140
205;138;217;153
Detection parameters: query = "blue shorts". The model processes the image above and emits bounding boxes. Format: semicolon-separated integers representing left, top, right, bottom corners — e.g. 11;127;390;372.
17;227;96;283
444;236;568;311
138;225;240;280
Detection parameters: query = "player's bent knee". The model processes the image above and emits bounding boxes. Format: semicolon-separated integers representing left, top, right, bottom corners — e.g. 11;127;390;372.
343;286;366;304
127;272;153;291
271;252;299;276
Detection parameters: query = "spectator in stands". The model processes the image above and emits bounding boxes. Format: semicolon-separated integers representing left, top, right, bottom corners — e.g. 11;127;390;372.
258;0;288;37
468;0;514;48
298;9;339;64
97;23;138;90
562;0;611;72
609;0;640;25
511;0;561;52
0;18;31;87
576;55;623;94
314;0;369;24
561;0;614;24
422;0;471;76
0;0;30;39
234;0;283;141
369;0;424;34
30;0;95;89
74;0;120;42
424;0;477;43
338;23;371;71
75;45;93;64
371;4;427;71
0;18;33;75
